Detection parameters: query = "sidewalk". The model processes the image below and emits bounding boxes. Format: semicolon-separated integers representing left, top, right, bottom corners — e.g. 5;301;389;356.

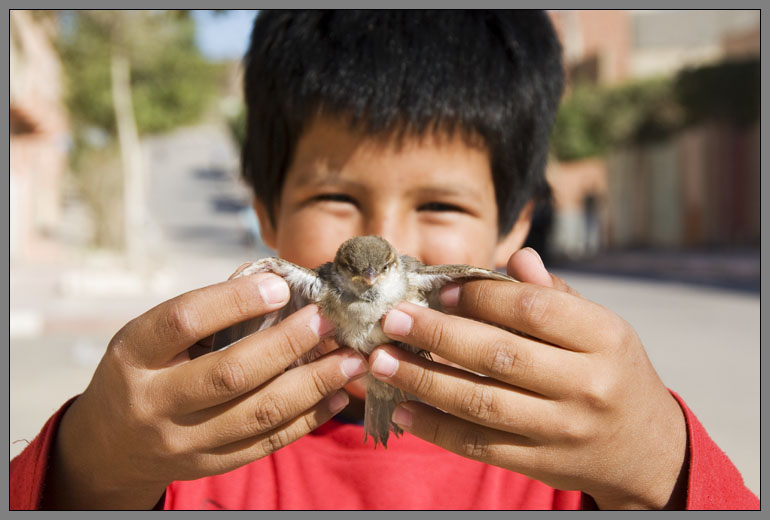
11;123;269;338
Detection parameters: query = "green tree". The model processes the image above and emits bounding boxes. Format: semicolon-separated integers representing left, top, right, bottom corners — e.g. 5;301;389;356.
57;10;219;253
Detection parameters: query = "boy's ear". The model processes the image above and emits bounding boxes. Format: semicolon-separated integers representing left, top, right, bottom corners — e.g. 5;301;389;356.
253;198;277;250
493;199;535;268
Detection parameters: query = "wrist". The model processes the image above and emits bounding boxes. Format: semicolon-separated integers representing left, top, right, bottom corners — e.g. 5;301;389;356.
591;392;688;510
42;393;168;509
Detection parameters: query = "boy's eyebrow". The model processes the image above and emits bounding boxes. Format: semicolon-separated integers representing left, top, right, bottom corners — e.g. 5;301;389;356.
409;185;485;203
292;169;358;189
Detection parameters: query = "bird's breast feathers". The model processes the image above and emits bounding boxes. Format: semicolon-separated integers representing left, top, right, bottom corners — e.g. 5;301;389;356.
323;264;423;353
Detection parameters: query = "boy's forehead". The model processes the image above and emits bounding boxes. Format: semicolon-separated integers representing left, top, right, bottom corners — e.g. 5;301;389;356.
285;115;495;200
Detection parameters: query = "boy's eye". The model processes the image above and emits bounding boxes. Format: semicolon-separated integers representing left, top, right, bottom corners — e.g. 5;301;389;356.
418;202;464;213
313;193;358;205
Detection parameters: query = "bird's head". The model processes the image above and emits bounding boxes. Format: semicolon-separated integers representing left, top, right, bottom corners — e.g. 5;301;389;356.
332;236;400;299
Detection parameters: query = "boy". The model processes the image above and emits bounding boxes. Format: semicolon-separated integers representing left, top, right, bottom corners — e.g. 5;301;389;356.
10;11;758;510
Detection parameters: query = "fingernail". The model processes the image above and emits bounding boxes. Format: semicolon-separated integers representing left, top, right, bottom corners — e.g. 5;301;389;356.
383;309;413;337
328;391;349;414
371;350;398;378
309;309;335;336
392;404;413;428
258;275;290;305
439;283;461;309
524;247;545;269
341;355;367;379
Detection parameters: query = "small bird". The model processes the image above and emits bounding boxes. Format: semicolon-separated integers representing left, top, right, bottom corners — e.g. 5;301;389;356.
212;236;516;447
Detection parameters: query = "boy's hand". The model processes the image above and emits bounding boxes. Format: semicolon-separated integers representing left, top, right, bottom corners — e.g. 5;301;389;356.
44;272;366;510
372;248;688;510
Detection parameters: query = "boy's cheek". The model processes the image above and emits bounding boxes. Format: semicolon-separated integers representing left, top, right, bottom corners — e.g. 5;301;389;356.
417;230;495;269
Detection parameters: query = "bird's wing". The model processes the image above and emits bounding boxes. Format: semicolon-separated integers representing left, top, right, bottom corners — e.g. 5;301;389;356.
211;258;325;354
401;255;517;310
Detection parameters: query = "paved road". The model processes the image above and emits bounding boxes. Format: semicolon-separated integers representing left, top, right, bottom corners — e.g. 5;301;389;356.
10;124;760;498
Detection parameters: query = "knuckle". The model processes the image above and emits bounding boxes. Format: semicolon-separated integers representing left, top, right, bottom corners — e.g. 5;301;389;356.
107;322;140;363
158;431;188;458
557;416;593;445
260;428;293;455
125;385;160;428
514;286;550;328
456;428;490;459
227;283;254;319
131;413;184;458
424;318;453;353
208;355;250;397
252;393;287;432
410;363;438;397
613;318;638;351
464;281;491;312
275;326;309;364
127;404;154;433
308;366;336;398
428;418;443;446
580;373;618;413
163;299;200;340
300;408;325;436
487;341;529;381
106;331;131;364
457;384;498;422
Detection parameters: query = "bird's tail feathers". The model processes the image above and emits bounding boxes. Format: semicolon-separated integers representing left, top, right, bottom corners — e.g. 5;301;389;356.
364;376;406;448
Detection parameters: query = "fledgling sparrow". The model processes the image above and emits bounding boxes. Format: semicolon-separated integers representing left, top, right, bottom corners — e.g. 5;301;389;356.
212;235;516;447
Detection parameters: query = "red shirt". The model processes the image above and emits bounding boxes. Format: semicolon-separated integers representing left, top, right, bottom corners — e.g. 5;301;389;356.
10;392;759;510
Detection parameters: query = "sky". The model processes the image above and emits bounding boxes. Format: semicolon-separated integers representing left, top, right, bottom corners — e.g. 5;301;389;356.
192;10;258;62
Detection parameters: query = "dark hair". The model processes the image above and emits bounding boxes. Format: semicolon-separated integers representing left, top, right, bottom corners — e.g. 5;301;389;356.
242;10;564;235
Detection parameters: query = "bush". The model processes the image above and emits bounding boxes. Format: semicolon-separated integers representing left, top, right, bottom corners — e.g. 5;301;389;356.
675;58;759;128
550;57;759;161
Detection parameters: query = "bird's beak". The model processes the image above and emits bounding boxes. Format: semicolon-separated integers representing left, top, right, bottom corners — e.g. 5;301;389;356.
363;266;378;285
352;266;379;287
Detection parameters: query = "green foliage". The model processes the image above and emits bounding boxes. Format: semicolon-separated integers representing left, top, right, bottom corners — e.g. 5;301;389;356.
550;77;680;162
57;10;218;142
550;85;611;161
550;57;760;161
55;10;222;248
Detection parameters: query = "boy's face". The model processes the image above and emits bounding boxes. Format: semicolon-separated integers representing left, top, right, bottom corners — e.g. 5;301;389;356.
254;115;533;400
254;115;532;272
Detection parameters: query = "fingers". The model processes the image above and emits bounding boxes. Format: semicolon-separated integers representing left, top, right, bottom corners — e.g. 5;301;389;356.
180;347;367;448
157;304;335;414
387;401;537;470
382;305;579;397
369;344;561;439
507;247;582;297
198;392;350;474
114;273;293;367
436;280;628;353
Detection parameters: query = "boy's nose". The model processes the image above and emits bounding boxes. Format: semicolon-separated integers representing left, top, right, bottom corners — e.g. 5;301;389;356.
364;215;412;256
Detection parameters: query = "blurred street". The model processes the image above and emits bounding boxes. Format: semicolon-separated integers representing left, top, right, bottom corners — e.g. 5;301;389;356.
9;124;759;497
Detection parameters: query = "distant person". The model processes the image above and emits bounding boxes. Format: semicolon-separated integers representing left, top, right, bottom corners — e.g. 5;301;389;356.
583;193;601;256
11;11;758;510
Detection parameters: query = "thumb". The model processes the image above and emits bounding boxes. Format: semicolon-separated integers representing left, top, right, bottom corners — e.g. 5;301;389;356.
507;248;582;297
